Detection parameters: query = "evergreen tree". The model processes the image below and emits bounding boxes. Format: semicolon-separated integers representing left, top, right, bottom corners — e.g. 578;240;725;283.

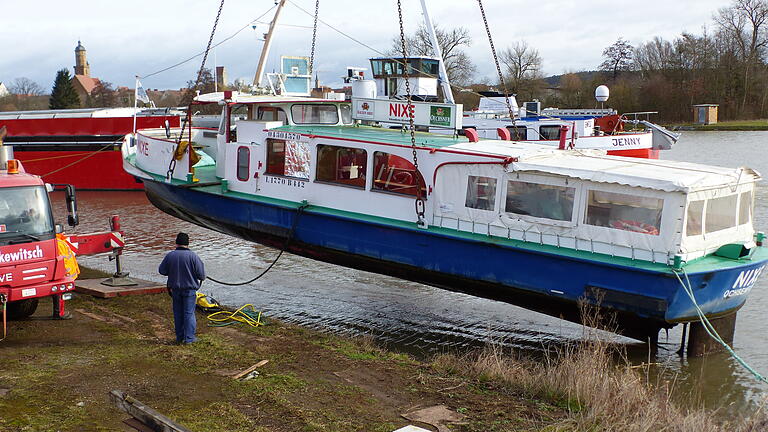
49;69;81;109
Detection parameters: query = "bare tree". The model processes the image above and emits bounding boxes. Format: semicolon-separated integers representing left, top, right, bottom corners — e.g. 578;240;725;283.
715;0;768;113
10;78;44;96
499;41;543;95
389;24;476;86
599;38;635;79
87;81;117;108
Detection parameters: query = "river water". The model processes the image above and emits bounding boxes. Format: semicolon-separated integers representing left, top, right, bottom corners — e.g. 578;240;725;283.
60;131;767;417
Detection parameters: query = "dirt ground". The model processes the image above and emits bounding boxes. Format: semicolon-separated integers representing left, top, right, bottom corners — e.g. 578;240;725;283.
0;288;566;432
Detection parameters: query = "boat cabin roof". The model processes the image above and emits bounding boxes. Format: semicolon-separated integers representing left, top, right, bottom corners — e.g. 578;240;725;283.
275;125;759;193
451;139;760;193
193;92;340;105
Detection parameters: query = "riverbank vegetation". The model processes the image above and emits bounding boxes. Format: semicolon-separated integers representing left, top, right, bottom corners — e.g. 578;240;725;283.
1;285;766;431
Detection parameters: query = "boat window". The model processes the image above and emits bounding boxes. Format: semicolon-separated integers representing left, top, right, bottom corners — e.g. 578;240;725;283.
686;200;705;236
371;59;383;76
422;59;439;76
266;139;285;175
316;144;367;188
585;190;663;236
218;106;227;134
265;139;311;179
291;104;339;124
508;126;527;140
739;191;753;225
340;104;353;125
465;176;497;211
505;180;575;221
706;194;737;233
372;152;426;197
257;106;287;125
539;125;561;140
237;147;250;181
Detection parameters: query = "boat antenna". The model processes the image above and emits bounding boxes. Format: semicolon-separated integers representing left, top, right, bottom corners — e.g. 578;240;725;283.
476;0;515;124
397;0;426;228
308;0;319;76
418;0;453;103
254;0;287;88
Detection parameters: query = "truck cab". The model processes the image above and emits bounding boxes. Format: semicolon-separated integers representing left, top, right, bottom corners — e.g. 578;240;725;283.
0;158;79;320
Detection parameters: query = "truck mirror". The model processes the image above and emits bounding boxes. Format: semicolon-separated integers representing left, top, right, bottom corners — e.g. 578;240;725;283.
64;185;79;227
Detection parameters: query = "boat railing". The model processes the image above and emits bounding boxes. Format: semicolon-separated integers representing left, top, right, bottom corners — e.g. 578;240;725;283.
432;214;673;265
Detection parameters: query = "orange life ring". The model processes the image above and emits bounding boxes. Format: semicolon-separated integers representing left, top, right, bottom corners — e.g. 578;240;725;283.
610;219;659;235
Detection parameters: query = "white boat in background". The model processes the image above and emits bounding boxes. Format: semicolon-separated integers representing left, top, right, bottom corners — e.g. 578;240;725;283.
346;57;679;159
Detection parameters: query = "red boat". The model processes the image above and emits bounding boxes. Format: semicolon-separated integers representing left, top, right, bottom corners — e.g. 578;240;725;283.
0;108;181;190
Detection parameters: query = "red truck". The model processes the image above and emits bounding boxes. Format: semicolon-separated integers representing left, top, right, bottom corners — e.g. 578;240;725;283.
0;155;81;325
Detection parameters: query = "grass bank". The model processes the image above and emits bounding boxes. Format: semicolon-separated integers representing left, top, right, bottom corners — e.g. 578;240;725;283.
666;119;768;131
0;287;765;431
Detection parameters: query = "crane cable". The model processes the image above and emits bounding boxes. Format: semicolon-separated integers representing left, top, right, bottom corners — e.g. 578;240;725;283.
308;0;319;77
673;269;768;385
396;0;426;228
476;0;515;126
205;203;308;286
166;0;226;182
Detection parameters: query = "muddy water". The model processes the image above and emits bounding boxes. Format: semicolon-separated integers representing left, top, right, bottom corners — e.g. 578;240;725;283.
57;131;767;416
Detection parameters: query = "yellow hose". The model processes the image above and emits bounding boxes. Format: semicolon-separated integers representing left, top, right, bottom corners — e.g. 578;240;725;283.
205;304;263;328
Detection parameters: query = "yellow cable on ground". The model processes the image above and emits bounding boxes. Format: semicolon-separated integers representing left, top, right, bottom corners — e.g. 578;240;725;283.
205;304;263;328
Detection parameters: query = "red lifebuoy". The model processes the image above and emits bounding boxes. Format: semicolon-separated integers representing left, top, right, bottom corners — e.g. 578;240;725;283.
610;219;659;235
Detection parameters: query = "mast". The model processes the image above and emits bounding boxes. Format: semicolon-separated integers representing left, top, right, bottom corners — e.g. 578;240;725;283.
253;0;287;88
419;0;454;103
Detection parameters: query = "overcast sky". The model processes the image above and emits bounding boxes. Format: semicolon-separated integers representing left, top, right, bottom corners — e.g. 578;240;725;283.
0;0;732;92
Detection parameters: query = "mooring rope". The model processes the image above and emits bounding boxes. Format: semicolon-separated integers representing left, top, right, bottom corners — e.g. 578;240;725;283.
205;203;308;286
673;269;768;385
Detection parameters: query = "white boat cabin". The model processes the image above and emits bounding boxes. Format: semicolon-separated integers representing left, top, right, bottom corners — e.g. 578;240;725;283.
131;94;760;266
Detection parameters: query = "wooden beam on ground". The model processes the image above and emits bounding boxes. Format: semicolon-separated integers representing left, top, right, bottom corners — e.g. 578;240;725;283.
110;390;191;432
232;359;269;380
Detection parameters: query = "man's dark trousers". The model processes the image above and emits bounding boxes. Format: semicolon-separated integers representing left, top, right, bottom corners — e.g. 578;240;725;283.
171;289;197;343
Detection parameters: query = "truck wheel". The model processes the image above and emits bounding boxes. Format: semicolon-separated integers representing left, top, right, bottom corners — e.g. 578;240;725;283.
7;298;39;319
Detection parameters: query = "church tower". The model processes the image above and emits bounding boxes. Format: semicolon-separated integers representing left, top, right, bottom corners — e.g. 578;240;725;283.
74;40;90;76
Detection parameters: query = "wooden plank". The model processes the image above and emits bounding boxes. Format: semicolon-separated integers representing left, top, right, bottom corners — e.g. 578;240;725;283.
75;278;166;298
232;359;269;380
110;390;192;432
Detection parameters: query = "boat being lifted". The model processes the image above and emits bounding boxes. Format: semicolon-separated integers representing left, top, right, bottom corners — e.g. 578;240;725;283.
122;89;767;343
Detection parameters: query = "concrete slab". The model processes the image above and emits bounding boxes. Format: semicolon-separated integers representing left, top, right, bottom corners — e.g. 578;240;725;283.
75;278;166;298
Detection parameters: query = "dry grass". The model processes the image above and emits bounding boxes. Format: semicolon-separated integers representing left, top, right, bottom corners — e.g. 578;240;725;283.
431;304;768;431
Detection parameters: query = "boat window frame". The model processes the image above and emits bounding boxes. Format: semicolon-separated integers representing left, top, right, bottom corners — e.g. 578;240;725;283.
539;125;561;140
370;151;427;199
685;199;705;237
290;103;340;125
583;188;665;236
464;175;498;211
502;173;578;227
705;193;738;234
236;146;250;181
314;143;368;189
507;125;528;140
738;190;753;226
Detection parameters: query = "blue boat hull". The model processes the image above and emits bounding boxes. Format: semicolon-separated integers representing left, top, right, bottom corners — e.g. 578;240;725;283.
142;179;767;341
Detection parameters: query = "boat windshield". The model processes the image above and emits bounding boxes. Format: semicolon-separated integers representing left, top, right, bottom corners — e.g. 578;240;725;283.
0;186;55;244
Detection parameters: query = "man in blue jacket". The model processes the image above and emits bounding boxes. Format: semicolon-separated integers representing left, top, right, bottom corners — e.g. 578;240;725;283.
159;232;205;344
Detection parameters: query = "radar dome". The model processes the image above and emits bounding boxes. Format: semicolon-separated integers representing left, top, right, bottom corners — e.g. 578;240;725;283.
595;85;609;102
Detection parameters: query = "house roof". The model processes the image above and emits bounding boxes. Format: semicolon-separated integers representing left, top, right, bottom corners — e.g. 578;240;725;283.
72;75;100;95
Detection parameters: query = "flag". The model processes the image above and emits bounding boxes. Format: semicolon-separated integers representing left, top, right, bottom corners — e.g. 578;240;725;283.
135;79;150;104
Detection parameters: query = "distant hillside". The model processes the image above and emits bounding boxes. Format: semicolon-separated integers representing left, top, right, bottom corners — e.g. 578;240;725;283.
543;71;601;87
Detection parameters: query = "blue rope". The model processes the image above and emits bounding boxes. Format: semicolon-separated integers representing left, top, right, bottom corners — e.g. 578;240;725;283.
674;269;768;385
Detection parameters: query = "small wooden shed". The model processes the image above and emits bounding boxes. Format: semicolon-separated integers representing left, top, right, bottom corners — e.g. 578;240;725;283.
692;104;719;125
